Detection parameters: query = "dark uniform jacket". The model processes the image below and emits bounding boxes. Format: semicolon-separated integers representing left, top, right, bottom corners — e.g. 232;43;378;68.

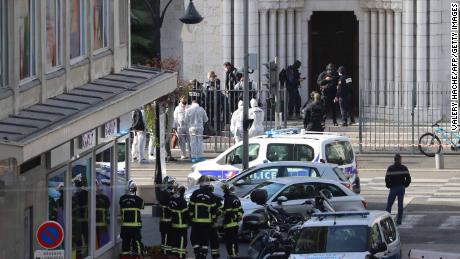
169;194;190;229
317;71;338;97
96;193;110;227
385;163;411;188
119;194;144;227
304;102;324;131
222;193;244;229
157;188;174;223
336;74;352;100
188;188;221;224
225;68;238;91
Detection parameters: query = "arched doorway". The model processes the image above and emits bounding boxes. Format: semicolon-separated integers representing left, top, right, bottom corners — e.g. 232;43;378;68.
309;11;359;116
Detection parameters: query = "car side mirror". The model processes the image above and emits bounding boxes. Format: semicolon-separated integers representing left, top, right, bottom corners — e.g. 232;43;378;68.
370;242;388;255
319;189;333;200
277;196;288;204
234;179;245;186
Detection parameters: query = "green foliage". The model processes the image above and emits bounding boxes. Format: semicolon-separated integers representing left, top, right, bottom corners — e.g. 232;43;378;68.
131;0;161;65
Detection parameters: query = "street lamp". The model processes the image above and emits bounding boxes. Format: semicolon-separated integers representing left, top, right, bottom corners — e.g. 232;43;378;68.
180;0;204;33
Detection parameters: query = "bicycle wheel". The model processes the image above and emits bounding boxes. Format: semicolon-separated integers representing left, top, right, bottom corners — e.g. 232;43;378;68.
418;133;441;157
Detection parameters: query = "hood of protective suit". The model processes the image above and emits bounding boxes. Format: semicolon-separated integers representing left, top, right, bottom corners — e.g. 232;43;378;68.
238;100;244;109
250;98;258;108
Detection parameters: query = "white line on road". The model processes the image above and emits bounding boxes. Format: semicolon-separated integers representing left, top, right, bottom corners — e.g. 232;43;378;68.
427;198;460;203
439;216;460;230
398;215;425;229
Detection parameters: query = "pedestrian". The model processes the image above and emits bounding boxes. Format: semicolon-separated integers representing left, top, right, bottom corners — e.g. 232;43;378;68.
157;176;177;255
189;176;221;259
317;63;339;126
385;154;411;225
130;108;146;163
173;96;190;160
234;73;258;101
285;60;306;119
184;98;208;163
224;62;239;116
248;98;265;137
119;180;144;256
303;93;325;132
335;66;352;126
221;184;244;258
168;185;189;259
164;96;177;162
230;100;244;143
204;71;224;132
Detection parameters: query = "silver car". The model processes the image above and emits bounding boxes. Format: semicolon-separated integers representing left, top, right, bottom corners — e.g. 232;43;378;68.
185;161;352;199
240;177;367;218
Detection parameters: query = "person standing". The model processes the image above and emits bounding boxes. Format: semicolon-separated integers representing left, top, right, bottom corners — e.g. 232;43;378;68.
173;97;190;160
385;154;411;225
130;108;146;163
248;98;265;137
335;66;352;126
185;99;208;163
230;100;244;143
317;63;339;126
204;71;224;132
119;180;144;256
224;62;239;116
303;93;324;132
157;176;177;254
168;185;189;259
221;184;244;258
285;60;306;119
189;176;221;259
164;96;177;162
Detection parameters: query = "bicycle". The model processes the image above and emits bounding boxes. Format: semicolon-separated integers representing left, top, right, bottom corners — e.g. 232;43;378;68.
418;119;460;157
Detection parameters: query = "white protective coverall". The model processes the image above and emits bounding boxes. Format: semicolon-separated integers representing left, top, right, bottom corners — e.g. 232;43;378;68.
248;98;265;137
184;102;208;161
230;100;244;143
173;103;189;158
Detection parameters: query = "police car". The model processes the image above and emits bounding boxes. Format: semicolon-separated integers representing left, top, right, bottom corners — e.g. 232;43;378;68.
188;129;361;193
289;211;402;259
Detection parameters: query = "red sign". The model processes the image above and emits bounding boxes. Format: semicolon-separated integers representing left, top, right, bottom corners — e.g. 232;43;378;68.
36;221;64;250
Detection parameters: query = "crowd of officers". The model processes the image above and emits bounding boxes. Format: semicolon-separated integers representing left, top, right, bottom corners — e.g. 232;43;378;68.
118;176;244;258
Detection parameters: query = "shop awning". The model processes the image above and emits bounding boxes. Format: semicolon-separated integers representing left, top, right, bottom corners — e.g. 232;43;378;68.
0;67;177;164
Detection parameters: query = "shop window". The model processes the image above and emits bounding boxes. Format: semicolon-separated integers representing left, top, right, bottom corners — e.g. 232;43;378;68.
70;0;86;60
95;148;113;249
71;157;92;258
47;170;65;249
93;0;109;51
19;0;37;80
115;140;128;239
46;0;62;70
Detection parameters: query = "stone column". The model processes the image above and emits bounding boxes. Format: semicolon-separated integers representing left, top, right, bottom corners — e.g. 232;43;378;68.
260;9;269;84
386;10;394;106
286;9;295;66
295;9;302;62
402;0;415;108
277;9;286;70
223;0;232;63
429;0;442;110
370;10;378;106
394;10;402;107
378;10;386;106
416;0;428;107
269;9;277;62
364;10;371;105
233;0;244;69
249;0;259;82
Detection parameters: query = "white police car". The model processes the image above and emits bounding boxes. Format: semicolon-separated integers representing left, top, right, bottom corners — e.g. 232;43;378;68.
188;130;361;193
289;211;402;259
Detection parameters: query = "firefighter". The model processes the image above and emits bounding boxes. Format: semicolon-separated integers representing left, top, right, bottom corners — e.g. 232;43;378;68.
189;176;221;259
119;180;144;256
209;185;223;259
95;180;110;249
168;185;189;259
157;176;177;254
222;183;244;257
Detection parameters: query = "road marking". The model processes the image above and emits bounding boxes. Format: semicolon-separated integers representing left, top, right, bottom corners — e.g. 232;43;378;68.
398;215;425;229
427;198;460;203
439;216;460;230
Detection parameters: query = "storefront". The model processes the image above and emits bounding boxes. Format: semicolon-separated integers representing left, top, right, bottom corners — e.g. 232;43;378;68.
0;68;177;258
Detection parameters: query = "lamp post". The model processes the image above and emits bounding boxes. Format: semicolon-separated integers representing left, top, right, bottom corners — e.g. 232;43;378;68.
242;0;249;170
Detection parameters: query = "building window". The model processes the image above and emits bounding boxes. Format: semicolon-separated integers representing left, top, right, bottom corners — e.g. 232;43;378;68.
0;0;6;87
93;0;109;51
47;169;66;249
70;0;86;60
95;148;113;249
19;0;37;80
46;0;62;70
119;0;128;45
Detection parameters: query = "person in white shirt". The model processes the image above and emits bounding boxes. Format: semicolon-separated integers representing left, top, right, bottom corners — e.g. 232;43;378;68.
173;97;190;160
184;99;208;163
248;98;265;138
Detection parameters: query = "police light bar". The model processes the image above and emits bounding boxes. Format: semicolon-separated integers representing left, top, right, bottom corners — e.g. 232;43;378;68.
312;211;370;218
265;128;301;137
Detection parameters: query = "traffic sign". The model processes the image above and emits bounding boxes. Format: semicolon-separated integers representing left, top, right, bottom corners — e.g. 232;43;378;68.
34;249;64;259
36;221;64;250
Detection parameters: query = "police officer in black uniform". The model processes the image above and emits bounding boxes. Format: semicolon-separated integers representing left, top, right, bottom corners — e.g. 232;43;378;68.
119;180;144;256
304;92;325;132
335;66;353;126
222;184;244;257
168;185;189;259
317;63;339;126
157;176;177;254
189;176;221;259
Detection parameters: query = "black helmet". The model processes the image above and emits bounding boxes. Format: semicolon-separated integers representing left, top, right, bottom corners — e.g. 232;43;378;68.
337;66;347;75
199;175;211;188
177;185;186;196
293;60;302;69
221;183;235;194
163;176;177;189
326;63;336;72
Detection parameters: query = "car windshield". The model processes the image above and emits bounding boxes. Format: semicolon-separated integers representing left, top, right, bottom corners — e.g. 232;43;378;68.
244;182;285;199
325;141;354;165
294;225;369;253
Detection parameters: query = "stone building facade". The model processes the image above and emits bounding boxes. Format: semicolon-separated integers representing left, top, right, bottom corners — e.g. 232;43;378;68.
163;0;457;119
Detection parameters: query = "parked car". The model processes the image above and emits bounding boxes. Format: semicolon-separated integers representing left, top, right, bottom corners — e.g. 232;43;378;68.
290;211;401;258
188;131;361;193
185;161;352;199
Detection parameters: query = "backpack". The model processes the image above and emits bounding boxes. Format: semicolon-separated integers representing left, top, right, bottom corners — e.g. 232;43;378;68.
132;109;145;131
286;67;297;88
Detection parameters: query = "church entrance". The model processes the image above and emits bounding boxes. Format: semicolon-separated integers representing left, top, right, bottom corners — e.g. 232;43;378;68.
309;11;359;116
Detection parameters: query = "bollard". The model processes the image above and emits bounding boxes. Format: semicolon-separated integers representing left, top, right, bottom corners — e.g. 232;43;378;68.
435;153;444;169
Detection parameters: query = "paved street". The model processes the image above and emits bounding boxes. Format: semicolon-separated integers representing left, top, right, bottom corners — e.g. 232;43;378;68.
132;148;460;258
